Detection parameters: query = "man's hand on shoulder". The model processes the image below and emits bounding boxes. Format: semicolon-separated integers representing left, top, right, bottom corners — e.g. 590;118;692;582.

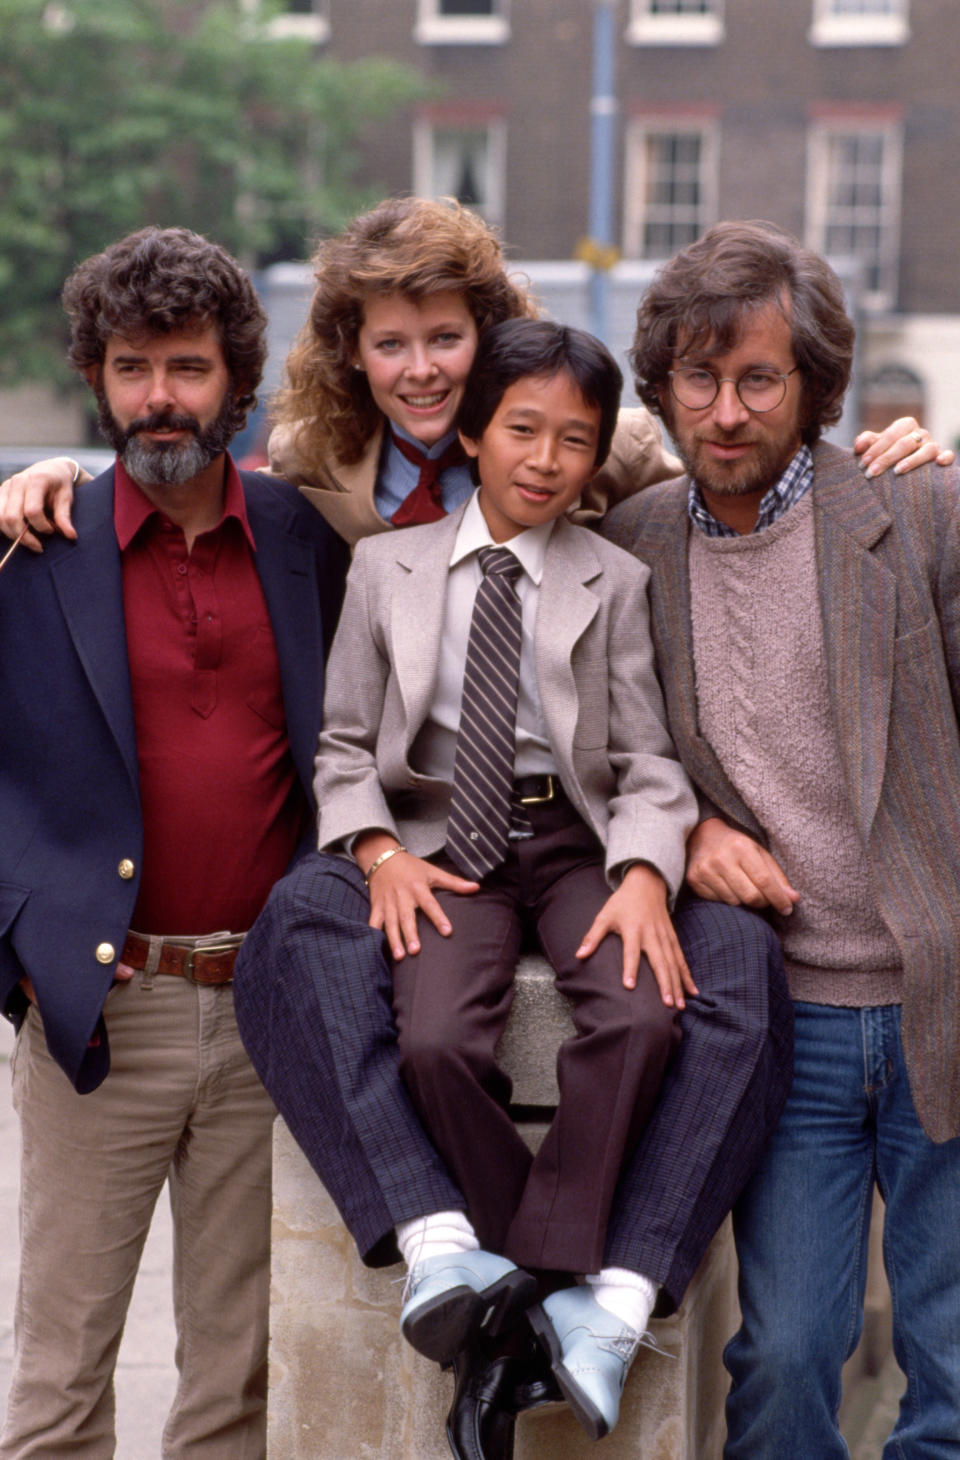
686;817;800;916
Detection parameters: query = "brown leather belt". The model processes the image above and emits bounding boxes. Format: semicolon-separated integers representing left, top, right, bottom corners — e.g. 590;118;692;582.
121;932;245;985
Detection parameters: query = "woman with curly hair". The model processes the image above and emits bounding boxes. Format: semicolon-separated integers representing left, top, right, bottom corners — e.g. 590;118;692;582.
264;193;681;544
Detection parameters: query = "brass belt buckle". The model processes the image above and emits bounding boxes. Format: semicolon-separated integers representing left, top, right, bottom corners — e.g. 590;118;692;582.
519;774;556;806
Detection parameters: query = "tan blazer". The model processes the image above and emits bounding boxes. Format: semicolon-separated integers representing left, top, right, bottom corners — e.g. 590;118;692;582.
267;407;681;548
602;441;960;1142
314;503;697;898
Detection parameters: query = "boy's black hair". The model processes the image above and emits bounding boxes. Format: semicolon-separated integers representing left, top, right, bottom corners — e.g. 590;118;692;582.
457;318;623;480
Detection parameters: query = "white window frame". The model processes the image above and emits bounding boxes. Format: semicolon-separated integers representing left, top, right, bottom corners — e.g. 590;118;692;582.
622;117;718;259
626;0;724;47
809;0;909;48
412;114;507;229
415;0;510;46
239;0;330;44
806;118;903;309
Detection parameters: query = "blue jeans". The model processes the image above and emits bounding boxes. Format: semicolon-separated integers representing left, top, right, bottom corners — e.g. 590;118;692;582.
724;1002;960;1459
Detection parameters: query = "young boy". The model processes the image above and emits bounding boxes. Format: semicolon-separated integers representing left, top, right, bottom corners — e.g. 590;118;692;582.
314;319;699;1440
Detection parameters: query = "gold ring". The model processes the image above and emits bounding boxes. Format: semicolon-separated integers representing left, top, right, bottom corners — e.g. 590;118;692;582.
911;429;925;444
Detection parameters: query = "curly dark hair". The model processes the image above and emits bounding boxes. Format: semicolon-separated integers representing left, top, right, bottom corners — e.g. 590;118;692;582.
63;226;267;426
274;196;537;468
629;220;855;445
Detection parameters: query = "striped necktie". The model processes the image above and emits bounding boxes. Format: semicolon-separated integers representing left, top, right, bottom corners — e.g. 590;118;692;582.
445;545;524;880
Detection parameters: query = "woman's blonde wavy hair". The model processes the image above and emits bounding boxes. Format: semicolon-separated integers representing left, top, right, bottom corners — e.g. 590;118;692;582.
273;196;537;468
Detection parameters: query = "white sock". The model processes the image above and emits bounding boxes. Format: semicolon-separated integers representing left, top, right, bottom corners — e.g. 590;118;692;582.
395;1210;480;1270
584;1267;657;1338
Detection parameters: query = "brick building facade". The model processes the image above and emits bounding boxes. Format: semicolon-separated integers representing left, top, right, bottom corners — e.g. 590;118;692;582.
268;0;960;447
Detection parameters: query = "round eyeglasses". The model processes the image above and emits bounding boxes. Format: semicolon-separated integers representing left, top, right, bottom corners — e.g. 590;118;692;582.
668;365;799;413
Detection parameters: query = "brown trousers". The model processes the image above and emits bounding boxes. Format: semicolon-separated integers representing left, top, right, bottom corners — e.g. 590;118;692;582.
392;797;680;1275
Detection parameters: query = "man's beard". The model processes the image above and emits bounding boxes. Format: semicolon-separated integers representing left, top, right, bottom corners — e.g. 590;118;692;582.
96;390;240;486
671;426;798;499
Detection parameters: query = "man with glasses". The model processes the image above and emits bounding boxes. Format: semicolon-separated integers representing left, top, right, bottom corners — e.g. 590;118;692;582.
603;219;960;1458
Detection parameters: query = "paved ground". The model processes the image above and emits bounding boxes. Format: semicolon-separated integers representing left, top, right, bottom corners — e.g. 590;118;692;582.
845;1353;904;1460
0;1014;905;1458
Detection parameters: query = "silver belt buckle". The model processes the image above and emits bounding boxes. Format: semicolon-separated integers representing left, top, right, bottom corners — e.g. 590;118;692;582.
187;934;245;975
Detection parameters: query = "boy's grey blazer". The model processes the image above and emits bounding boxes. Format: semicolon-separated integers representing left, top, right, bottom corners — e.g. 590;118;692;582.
602;441;960;1143
315;501;697;898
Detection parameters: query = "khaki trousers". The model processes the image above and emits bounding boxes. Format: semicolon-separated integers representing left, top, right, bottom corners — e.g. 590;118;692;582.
1;974;275;1459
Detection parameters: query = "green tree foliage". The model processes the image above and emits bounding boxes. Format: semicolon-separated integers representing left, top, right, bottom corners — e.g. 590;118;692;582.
0;0;424;384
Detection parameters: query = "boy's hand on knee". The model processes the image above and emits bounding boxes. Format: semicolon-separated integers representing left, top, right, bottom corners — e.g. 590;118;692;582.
356;836;479;960
575;863;697;1007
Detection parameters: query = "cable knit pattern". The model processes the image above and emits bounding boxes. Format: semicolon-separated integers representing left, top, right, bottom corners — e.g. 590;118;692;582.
689;493;901;1006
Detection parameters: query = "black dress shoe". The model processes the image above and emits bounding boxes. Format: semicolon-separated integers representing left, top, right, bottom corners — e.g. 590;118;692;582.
446;1340;516;1460
505;1337;563;1415
445;1333;565;1460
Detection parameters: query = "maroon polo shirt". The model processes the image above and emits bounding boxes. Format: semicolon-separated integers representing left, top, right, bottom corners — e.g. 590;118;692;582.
115;457;309;936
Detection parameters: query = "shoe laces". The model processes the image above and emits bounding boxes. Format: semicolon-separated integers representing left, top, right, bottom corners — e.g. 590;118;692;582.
637;1328;676;1361
599;1329;641;1367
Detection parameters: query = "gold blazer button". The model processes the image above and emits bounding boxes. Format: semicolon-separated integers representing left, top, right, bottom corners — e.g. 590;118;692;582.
118;859;135;879
95;943;115;965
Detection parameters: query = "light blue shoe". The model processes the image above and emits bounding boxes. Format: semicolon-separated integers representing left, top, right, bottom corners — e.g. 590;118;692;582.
401;1250;536;1365
528;1286;641;1439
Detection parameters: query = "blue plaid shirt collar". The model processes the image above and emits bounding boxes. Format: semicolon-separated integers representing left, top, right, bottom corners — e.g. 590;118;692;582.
687;444;814;538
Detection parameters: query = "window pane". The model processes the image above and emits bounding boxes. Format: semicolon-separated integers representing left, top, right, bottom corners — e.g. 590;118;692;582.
439;0;496;15
821;129;894;296
828;0;896;14
432;128;489;210
640;131;706;256
649;0;714;13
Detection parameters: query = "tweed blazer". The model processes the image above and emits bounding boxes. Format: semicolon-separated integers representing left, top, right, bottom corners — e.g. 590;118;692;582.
315;502;697;898
267;407;682;548
601;440;960;1142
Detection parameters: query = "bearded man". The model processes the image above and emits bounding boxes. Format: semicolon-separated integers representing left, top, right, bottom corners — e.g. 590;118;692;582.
0;227;347;1458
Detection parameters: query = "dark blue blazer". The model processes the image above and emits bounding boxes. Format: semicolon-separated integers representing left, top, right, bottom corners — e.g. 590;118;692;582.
0;463;347;1093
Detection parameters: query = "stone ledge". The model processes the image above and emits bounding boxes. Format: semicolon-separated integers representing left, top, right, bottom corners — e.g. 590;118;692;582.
496;951;568;1106
270;1116;736;1460
267;951;739;1459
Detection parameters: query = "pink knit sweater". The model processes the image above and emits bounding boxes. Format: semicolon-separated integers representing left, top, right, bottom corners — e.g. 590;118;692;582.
689;493;901;1006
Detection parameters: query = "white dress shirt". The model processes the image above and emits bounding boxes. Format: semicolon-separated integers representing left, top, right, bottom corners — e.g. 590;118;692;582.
411;490;558;782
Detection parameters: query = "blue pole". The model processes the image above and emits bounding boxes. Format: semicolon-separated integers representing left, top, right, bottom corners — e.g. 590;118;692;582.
588;0;617;344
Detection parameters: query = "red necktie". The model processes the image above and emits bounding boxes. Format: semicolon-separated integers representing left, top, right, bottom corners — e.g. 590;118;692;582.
389;434;468;527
